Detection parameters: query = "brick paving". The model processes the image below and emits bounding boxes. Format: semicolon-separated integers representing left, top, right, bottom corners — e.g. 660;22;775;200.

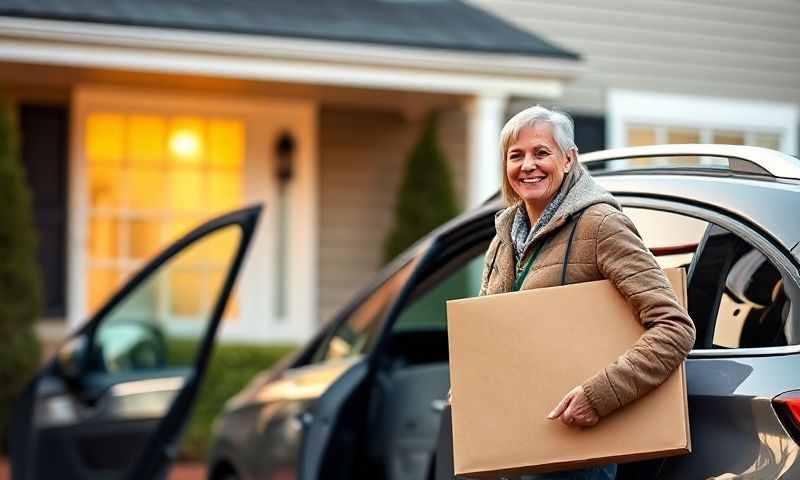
0;457;207;480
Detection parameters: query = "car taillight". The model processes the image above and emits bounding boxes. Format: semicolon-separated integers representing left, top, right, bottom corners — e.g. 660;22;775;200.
773;391;800;444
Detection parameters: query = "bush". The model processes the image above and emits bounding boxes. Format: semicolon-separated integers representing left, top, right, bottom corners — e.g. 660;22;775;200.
168;340;297;460
0;101;41;440
384;114;460;262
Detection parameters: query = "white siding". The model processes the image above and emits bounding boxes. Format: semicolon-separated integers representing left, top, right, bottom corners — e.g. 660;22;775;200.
468;0;800;113
318;107;467;322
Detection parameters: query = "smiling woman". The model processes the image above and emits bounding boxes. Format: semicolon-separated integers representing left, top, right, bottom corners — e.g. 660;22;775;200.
470;105;696;480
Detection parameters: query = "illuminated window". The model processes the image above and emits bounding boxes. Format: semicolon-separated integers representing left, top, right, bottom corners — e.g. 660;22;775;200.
624;124;785;168
84;113;245;321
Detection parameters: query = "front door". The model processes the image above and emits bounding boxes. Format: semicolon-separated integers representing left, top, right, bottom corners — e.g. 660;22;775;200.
9;206;261;480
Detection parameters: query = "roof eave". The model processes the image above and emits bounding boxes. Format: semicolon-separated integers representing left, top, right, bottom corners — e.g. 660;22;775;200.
0;16;584;97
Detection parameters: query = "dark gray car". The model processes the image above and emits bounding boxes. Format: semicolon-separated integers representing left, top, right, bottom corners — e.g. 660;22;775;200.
206;144;800;480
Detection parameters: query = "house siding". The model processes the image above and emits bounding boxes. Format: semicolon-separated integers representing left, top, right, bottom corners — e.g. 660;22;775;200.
469;0;800;113
318;107;467;323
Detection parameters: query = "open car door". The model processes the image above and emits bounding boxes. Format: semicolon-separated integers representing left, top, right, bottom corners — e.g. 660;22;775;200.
9;205;262;480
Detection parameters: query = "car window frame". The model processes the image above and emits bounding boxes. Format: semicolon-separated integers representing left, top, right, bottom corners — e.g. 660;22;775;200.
616;194;800;358
370;213;496;360
309;244;430;365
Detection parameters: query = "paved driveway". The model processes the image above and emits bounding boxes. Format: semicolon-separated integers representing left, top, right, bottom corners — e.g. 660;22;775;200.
0;458;207;480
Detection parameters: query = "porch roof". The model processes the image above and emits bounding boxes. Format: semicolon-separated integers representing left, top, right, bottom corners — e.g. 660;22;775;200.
0;0;577;59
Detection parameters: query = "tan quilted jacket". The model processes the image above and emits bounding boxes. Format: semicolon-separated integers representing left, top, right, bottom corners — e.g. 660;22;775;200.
479;164;696;417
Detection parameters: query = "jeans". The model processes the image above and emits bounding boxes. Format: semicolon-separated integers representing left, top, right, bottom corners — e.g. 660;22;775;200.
517;463;617;480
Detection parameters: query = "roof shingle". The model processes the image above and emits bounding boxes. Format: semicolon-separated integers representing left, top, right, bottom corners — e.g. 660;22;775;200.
0;0;579;59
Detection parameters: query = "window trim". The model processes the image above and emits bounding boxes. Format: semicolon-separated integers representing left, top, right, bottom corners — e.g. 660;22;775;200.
608;90;799;155
617;195;800;359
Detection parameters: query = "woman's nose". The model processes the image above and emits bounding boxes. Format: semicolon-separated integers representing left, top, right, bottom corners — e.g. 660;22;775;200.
521;155;536;171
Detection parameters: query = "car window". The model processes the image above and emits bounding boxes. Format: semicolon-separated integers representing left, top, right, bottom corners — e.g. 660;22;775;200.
314;258;418;363
392;253;484;333
692;225;795;349
623;207;708;269
88;225;242;375
624;207;796;349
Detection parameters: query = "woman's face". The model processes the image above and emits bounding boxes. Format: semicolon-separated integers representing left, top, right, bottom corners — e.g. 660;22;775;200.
505;123;574;210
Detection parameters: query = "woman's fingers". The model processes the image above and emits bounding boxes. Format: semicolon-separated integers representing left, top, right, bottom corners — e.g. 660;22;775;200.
547;388;576;419
554;386;600;427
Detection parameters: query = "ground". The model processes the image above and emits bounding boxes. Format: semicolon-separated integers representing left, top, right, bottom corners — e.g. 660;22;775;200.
0;458;207;480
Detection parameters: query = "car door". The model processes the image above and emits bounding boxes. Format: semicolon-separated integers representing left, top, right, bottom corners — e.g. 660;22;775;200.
9;205;261;480
294;242;442;480
614;199;800;479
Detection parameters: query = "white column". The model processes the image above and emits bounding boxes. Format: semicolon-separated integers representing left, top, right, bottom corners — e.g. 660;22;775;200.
467;94;507;208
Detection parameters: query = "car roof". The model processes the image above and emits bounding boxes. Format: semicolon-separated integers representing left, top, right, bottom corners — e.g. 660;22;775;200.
447;173;800;253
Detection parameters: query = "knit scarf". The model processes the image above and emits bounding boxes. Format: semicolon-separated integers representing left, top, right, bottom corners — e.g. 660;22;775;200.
510;181;570;262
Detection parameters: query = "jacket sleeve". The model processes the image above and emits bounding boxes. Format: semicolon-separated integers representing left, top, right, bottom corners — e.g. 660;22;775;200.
581;211;696;417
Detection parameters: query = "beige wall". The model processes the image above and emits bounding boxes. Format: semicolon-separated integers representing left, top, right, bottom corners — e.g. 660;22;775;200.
318;106;467;323
468;0;800;114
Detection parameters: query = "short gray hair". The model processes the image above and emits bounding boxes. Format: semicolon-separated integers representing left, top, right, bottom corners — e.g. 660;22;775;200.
499;106;577;205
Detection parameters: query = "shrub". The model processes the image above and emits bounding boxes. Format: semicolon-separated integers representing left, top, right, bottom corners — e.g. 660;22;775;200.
168;340;297;460
0;101;41;440
384;114;460;262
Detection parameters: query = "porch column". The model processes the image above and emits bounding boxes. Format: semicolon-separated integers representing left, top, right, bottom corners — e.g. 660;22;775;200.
466;93;508;208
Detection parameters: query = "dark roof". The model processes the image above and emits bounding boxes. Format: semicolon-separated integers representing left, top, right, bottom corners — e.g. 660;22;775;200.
0;0;578;59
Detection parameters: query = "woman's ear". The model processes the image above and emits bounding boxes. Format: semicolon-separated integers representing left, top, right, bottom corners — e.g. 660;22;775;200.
564;148;577;173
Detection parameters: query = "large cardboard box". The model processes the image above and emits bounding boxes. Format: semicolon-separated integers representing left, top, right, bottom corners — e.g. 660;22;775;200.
445;268;690;478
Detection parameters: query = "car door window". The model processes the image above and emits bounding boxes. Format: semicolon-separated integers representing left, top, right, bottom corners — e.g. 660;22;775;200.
314;258;418;363
624;207;796;349
89;226;241;377
392;250;485;333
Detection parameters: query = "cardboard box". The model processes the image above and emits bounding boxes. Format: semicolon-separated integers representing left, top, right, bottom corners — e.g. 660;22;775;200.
445;268;690;478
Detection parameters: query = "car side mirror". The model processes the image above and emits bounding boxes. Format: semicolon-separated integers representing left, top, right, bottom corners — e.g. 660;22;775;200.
55;336;88;382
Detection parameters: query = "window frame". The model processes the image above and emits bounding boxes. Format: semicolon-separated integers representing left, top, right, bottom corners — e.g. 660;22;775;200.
617;195;800;358
608;90;799;155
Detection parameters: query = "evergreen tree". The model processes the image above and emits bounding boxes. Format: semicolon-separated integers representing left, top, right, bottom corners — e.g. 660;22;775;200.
0;101;41;439
384;114;460;262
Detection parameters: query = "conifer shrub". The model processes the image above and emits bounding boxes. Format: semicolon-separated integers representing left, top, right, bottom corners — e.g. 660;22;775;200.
384;115;460;262
0;101;42;439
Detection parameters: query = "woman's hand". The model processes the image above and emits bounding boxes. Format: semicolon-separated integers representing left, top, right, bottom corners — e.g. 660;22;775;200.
447;387;452;404
547;385;599;427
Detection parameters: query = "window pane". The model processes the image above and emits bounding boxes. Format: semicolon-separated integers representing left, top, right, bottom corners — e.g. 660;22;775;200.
168;169;204;212
666;128;700;144
713;131;745;145
753;133;780;150
88;267;122;312
89;216;120;260
86;113;125;165
208;171;242;212
129;169;164;211
130;219;161;260
129;115;165;168
168;117;205;167
627;126;656;147
208;120;244;169
89;166;123;210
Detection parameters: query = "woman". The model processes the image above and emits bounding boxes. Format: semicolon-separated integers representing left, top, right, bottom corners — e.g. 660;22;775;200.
477;106;696;479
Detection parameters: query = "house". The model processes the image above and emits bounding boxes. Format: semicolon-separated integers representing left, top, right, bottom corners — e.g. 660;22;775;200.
3;1;798;350
0;0;582;347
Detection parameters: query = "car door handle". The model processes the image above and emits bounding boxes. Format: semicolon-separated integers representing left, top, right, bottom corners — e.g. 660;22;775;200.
431;399;448;413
